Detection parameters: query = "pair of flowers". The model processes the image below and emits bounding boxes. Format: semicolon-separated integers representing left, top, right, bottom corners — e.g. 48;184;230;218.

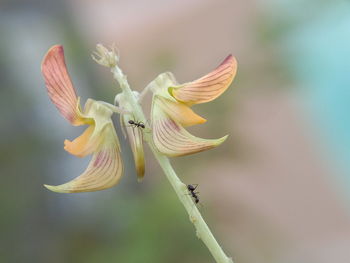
41;45;237;193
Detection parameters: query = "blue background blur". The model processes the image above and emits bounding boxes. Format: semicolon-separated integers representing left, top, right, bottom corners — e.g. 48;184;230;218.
1;0;350;263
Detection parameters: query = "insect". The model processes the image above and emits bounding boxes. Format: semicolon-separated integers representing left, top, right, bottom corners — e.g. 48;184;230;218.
187;184;200;204
128;119;145;129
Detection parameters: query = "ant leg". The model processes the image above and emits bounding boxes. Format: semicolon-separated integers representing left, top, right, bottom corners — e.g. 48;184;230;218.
140;120;152;134
189;199;203;213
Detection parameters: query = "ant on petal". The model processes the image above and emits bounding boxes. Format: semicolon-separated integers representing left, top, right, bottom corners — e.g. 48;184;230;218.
128;119;145;129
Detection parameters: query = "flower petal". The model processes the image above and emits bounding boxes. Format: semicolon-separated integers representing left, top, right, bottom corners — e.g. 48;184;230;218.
63;125;101;157
44;123;123;193
152;104;227;157
155;96;206;127
123;116;145;181
41;45;85;126
169;55;237;105
63;99;117;158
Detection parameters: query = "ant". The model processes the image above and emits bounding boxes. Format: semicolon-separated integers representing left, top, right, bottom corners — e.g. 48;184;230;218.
128;119;145;129
187;184;200;204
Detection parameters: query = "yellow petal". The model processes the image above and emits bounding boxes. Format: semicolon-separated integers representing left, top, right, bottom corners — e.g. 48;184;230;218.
41;45;87;126
123;116;145;181
44;123;123;193
152;104;227;157
155;96;206;127
63;125;101;157
63;100;115;158
169;55;237;105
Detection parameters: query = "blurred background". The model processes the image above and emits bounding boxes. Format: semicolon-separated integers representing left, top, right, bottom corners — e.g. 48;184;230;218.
1;0;350;262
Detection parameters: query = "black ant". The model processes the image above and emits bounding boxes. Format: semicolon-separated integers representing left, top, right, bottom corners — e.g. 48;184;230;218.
187;184;200;204
128;120;145;129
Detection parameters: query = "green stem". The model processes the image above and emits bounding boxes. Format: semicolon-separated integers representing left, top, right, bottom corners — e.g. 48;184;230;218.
111;65;233;263
151;147;233;263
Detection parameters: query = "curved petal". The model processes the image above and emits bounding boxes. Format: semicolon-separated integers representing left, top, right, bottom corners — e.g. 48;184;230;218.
123;116;145;181
63;99;116;158
44;123;123;193
63;124;102;157
155;96;206;127
41;45;86;126
152;104;227;157
169;55;237;105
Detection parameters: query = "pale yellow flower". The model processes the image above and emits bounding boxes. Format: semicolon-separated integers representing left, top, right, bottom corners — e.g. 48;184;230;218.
41;45;123;193
149;55;237;156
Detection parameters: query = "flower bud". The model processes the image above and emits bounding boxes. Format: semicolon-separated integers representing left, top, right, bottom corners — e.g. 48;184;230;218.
92;43;119;68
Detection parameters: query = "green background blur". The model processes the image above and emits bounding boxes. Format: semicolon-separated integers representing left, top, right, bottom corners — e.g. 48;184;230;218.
1;1;350;263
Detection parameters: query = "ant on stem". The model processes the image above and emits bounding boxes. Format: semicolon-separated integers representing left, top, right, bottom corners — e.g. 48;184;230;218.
187;184;200;204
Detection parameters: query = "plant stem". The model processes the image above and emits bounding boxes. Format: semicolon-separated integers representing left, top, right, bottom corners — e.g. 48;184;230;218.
111;65;233;263
151;147;233;263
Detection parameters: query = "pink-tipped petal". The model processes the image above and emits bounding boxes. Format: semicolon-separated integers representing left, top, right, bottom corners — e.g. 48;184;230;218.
41;45;85;125
44;123;123;193
169;55;237;105
152;107;227;157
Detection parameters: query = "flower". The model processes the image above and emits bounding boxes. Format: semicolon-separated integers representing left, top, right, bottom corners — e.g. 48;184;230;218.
41;45;123;193
149;55;237;157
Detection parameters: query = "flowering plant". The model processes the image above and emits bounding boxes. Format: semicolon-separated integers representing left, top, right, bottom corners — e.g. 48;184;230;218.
42;44;237;263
